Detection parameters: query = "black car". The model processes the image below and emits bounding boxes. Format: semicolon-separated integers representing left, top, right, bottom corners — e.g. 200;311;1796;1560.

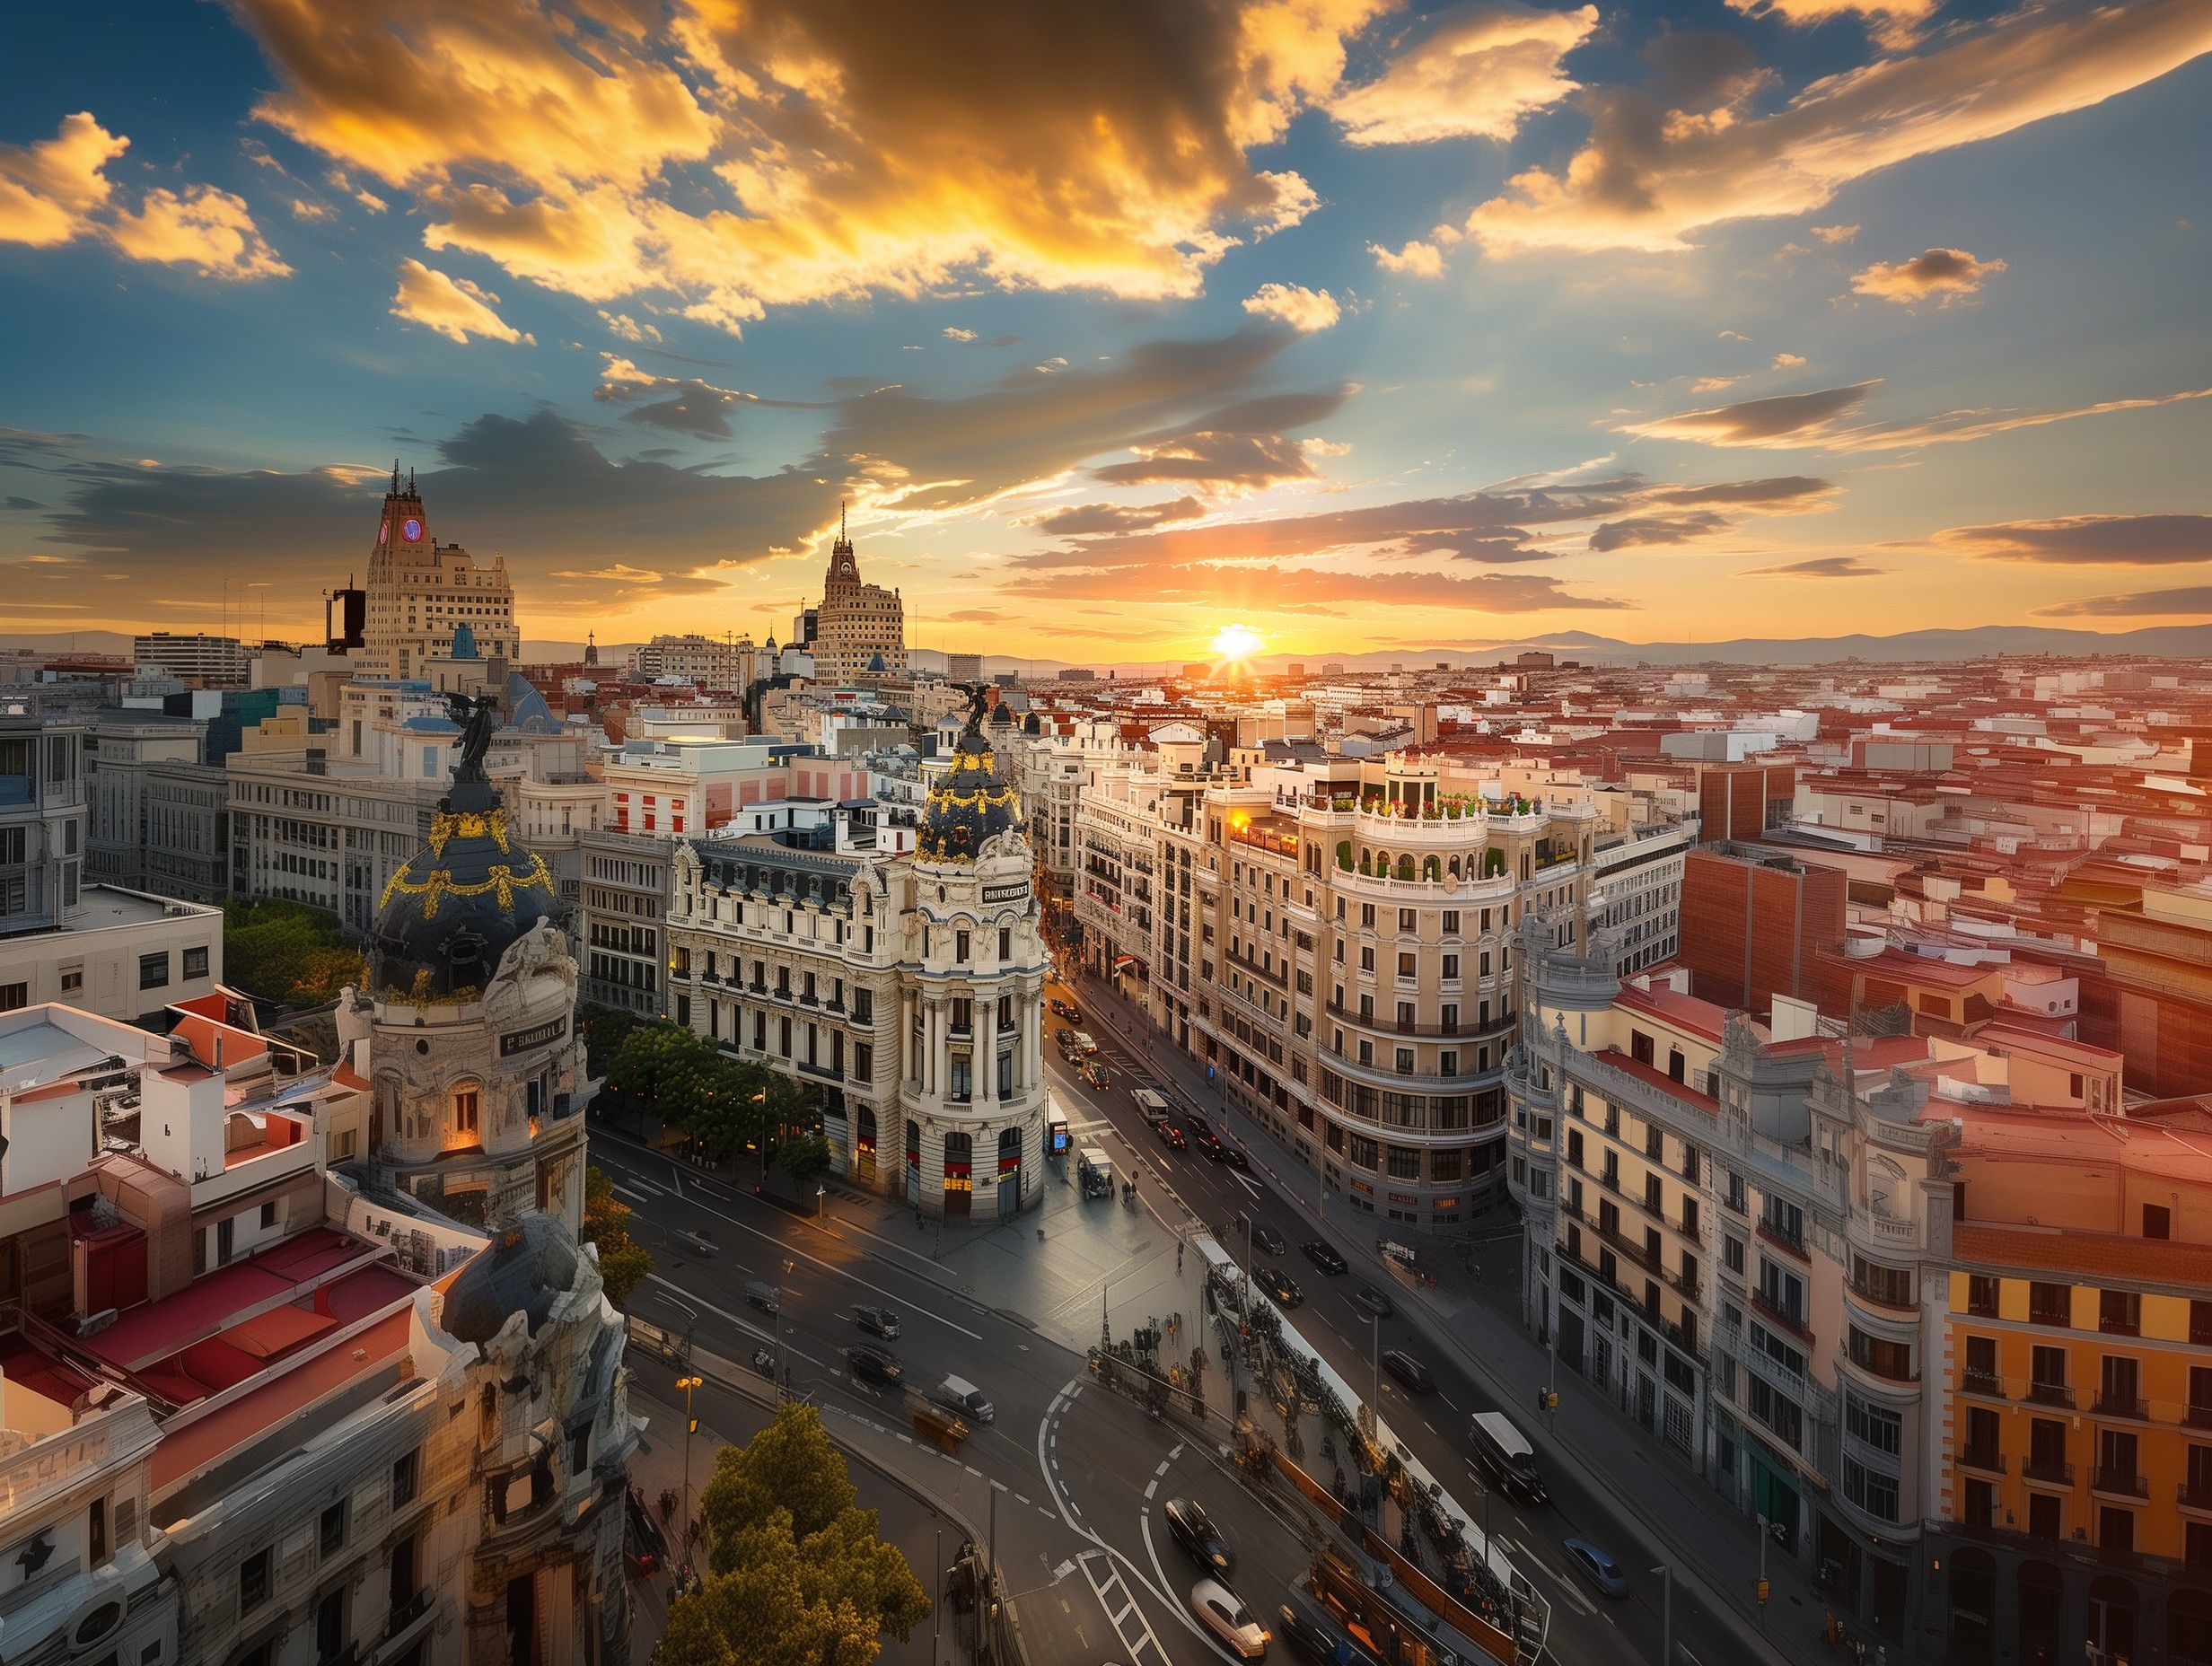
1182;1111;1222;1153
1251;1223;1287;1257
846;1345;903;1387
1163;1497;1234;1577
1256;1264;1304;1307
1214;1142;1251;1171
1277;1603;1359;1664
1353;1285;1394;1318
852;1305;900;1339
1301;1240;1349;1276
1382;1349;1435;1393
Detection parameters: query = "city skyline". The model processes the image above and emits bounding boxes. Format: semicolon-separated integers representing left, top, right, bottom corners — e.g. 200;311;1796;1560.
3;0;2209;660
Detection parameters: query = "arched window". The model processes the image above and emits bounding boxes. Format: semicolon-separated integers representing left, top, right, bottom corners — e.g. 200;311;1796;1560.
2017;1561;2064;1666
2088;1575;2137;1666
1422;855;1442;881
2169;1588;2212;1666
1396;855;1416;881
1947;1548;1995;1666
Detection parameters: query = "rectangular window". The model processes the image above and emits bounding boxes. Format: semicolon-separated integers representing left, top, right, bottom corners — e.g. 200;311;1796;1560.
138;951;171;991
1967;1275;2000;1318
241;1548;271;1613
1442;910;1460;933
1397;908;1415;932
955;930;970;962
1843;1457;1900;1523
0;981;24;1013
1847;1327;1913;1381
392;1449;418;1508
2099;1290;2141;1336
854;1043;873;1083
2028;1282;2072;1327
181;945;210;980
320;1498;347;1555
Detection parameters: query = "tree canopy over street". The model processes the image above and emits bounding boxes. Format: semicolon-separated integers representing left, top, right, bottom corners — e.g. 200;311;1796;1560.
654;1403;928;1666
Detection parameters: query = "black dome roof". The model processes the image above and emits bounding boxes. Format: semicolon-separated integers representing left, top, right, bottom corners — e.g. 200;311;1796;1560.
442;1213;580;1344
369;779;559;1003
917;700;1021;864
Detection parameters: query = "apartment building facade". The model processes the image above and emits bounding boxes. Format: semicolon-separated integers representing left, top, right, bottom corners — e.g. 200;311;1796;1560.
578;830;671;1018
1120;750;1599;1227
1510;953;1959;1651
1587;820;1689;978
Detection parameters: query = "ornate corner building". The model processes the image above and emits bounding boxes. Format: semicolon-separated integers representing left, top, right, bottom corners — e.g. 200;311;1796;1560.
808;518;906;683
666;702;1049;1217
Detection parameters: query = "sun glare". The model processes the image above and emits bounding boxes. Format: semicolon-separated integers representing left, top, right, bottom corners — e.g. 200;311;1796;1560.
1211;622;1263;662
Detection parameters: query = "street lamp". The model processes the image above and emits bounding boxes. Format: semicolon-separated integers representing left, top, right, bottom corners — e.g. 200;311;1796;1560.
1756;1514;1778;1627
1651;1565;1671;1666
676;1372;704;1573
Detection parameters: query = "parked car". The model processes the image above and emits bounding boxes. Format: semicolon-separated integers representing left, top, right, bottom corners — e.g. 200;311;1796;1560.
846;1345;903;1387
1382;1349;1435;1393
1163;1496;1233;1577
1301;1241;1349;1276
852;1304;900;1339
1256;1265;1304;1308
1565;1539;1629;1598
674;1229;715;1257
1251;1223;1286;1257
1156;1121;1188;1151
1353;1285;1394;1318
1189;1580;1269;1660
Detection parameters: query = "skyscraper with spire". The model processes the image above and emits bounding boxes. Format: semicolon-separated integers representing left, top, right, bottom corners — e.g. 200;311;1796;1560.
360;462;517;679
811;504;906;681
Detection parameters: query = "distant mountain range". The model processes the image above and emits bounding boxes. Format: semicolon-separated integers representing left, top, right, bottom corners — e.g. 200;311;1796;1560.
10;622;2212;676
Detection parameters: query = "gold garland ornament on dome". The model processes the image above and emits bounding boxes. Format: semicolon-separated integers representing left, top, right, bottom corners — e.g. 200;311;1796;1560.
425;807;514;858
378;850;555;919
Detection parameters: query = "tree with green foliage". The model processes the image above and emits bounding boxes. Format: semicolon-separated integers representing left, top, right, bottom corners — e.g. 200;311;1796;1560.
576;1002;643;1077
577;1165;652;1309
223;900;366;1007
655;1403;928;1666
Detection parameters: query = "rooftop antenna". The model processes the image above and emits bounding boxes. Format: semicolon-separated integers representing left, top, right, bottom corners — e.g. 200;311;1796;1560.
390;460;399;494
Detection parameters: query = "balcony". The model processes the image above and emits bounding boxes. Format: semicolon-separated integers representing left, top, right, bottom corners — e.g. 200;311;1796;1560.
1958;1448;2006;1476
2181;1482;2212;1513
1757;1221;1810;1264
384;1589;433;1644
2091;1467;2148;1501
2092;1393;2148;1422
2190;1406;2212;1432
2026;1381;2076;1409
1751;1291;1814;1349
1961;1368;2007;1400
1569;1208;1702;1305
2021;1459;2074;1488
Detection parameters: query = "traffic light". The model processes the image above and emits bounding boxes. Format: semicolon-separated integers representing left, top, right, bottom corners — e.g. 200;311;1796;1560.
1756;1579;1770;1605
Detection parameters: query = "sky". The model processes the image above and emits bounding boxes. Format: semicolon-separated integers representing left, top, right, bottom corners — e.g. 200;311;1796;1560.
2;0;2208;665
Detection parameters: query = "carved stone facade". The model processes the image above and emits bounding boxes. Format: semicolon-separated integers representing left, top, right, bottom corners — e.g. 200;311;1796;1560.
667;706;1049;1218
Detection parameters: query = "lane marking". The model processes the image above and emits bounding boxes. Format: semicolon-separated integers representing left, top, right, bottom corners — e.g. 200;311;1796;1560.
1075;1551;1174;1666
1144;1478;1157;1499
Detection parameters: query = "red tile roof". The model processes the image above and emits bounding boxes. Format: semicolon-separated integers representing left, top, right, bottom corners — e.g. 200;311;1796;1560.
1952;1223;2212;1287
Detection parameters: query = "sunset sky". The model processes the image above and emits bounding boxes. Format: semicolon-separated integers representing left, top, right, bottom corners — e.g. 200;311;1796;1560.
3;0;2208;662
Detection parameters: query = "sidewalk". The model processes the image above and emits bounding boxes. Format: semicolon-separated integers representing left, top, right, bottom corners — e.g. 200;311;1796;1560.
1068;969;1842;1666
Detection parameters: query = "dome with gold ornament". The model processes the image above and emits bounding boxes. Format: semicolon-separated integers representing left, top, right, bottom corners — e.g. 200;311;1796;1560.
917;692;1022;865
369;704;560;1003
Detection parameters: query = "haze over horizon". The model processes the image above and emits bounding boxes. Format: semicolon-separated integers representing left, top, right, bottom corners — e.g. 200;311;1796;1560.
4;0;2208;660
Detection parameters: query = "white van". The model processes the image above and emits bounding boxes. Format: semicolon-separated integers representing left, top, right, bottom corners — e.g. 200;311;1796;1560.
1471;1409;1549;1505
1131;1088;1172;1125
935;1374;995;1424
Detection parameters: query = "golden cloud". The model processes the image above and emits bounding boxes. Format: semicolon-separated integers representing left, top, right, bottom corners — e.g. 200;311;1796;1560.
1621;381;2212;452
1330;2;1597;145
0;112;124;247
0;112;289;279
109;186;293;280
230;0;1395;328
1370;237;1445;276
1850;245;2006;304
1465;0;2212;254
1242;282;1342;332
390;259;533;345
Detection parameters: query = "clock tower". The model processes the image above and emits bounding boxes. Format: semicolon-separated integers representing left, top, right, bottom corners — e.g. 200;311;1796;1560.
360;460;517;680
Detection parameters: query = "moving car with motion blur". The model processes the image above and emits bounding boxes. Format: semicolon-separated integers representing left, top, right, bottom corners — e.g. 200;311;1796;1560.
1301;1241;1348;1276
845;1345;902;1387
1189;1580;1269;1659
1163;1496;1233;1577
1256;1264;1304;1308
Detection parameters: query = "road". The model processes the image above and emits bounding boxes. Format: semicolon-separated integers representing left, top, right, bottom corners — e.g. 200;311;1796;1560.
1043;973;1765;1666
589;1127;1303;1666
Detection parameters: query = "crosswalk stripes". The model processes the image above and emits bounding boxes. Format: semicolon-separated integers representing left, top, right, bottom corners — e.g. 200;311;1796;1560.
1075;1549;1173;1666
